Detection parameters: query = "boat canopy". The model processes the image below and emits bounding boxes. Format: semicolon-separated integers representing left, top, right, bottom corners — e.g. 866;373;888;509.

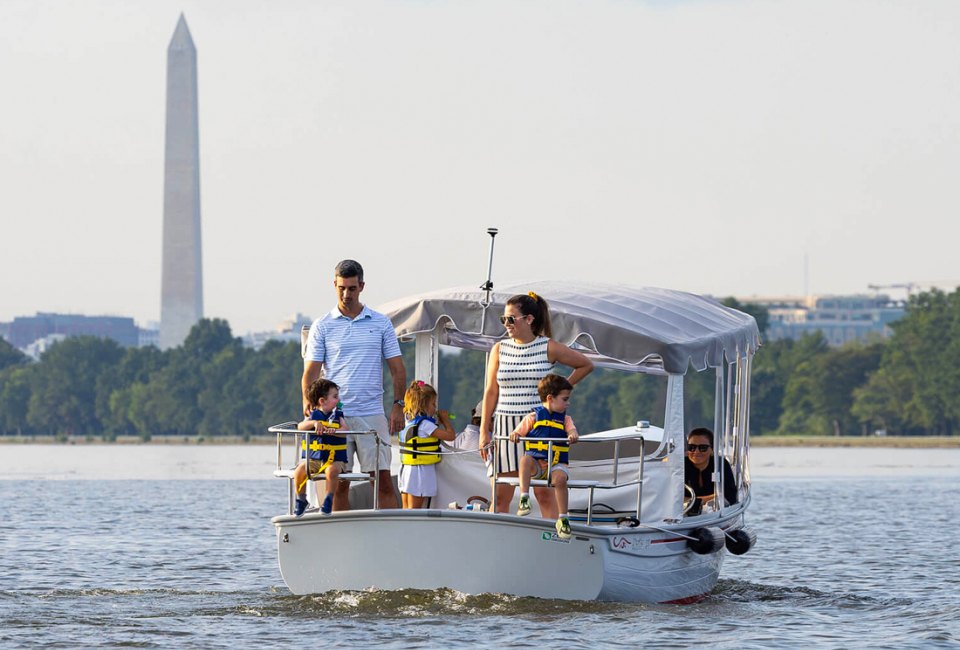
378;280;761;375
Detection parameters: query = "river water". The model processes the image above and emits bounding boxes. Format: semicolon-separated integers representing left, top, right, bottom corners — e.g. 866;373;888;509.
1;446;958;648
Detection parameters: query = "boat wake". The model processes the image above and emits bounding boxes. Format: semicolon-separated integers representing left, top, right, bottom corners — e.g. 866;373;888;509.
262;587;641;618
713;579;913;609
4;586;635;619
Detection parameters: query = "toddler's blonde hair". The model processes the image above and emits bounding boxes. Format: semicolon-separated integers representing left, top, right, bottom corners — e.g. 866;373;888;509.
404;380;438;419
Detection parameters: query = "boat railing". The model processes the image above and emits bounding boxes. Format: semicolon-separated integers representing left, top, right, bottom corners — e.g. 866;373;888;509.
492;431;646;525
267;421;382;515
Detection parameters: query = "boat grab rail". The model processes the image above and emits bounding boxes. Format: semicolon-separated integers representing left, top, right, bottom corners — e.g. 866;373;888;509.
491;432;646;485
492;433;646;525
268;422;383;515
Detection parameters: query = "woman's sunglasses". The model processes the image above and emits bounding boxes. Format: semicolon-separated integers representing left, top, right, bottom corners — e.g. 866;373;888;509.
499;315;526;325
687;444;711;452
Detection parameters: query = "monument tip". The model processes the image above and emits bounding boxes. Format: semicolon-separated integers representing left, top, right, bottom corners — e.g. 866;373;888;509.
168;13;195;51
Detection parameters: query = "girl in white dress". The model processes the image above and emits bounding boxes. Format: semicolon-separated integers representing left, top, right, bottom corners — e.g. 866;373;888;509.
398;380;456;509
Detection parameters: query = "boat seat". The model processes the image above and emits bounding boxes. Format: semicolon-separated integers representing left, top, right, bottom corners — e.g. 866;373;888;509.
496;477;601;489
273;469;370;482
330;472;370;482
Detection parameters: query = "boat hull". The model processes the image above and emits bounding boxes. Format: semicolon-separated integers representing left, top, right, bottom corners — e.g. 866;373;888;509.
274;509;730;603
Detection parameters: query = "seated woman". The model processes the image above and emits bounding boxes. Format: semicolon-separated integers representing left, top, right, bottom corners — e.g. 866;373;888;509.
684;427;738;515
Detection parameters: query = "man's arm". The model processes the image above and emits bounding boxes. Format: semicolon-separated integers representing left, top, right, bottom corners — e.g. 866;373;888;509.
302;360;322;417
302;321;324;417
385;355;406;434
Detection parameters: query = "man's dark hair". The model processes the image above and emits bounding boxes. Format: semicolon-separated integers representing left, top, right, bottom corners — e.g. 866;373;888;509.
334;259;364;283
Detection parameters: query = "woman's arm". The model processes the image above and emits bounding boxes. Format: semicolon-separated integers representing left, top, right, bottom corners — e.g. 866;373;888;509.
478;342;501;461
547;339;594;385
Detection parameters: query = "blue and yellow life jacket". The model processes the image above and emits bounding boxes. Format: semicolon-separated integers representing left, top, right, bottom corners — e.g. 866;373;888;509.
301;408;347;470
524;406;569;465
399;415;441;466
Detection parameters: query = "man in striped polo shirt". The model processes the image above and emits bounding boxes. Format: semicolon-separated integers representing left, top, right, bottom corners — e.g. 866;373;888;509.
302;259;406;510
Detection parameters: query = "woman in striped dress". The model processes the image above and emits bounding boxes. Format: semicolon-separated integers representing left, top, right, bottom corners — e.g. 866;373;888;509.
479;292;593;516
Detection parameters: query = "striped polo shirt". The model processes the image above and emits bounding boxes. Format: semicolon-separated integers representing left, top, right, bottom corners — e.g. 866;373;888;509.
495;335;554;417
304;305;402;416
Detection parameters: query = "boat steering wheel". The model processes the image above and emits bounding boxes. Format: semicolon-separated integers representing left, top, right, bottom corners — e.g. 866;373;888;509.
682;484;698;515
465;495;489;511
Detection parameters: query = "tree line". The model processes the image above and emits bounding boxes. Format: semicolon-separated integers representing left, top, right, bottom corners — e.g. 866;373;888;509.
0;320;302;440
1;289;958;439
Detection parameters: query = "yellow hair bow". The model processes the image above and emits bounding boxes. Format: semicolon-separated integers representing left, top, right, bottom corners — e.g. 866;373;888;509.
528;291;539;301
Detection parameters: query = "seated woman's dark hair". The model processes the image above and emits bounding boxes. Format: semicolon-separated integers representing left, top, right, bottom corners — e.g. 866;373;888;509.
687;427;714;447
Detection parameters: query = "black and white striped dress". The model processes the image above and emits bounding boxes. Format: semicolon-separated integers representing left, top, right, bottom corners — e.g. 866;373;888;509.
489;335;554;475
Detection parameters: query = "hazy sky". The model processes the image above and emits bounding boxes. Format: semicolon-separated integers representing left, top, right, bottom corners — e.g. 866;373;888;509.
2;0;959;334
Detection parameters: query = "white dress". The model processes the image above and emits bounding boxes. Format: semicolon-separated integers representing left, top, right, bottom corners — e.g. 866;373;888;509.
490;336;554;475
399;418;439;497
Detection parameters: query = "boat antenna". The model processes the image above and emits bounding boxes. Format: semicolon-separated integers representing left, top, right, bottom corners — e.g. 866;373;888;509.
481;227;499;307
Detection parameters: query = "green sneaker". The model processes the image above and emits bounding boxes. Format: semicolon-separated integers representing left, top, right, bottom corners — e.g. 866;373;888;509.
556;517;571;540
517;495;531;516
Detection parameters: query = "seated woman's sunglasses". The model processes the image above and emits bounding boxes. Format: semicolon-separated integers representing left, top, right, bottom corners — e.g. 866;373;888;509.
687;444;711;452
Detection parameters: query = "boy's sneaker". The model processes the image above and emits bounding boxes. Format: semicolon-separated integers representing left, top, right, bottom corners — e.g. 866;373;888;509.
320;494;333;516
555;517;571;540
294;498;309;517
517;495;531;516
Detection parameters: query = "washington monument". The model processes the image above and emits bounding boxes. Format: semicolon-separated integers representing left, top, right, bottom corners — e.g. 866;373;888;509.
159;15;203;350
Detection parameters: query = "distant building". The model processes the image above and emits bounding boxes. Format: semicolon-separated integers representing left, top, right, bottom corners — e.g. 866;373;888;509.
740;294;904;346
23;334;67;360
3;313;140;350
242;313;313;350
138;322;160;348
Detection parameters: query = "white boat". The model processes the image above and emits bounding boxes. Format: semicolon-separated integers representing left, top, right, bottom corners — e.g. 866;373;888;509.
271;280;760;603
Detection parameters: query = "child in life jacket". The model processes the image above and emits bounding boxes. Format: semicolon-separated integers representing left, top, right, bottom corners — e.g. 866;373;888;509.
293;379;346;517
509;373;579;539
399;380;456;509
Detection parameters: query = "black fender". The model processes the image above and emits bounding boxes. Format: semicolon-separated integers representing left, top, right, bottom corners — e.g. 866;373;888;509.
725;527;757;555
687;526;725;554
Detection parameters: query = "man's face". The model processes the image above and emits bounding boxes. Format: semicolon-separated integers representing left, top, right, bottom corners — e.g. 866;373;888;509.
334;275;364;311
